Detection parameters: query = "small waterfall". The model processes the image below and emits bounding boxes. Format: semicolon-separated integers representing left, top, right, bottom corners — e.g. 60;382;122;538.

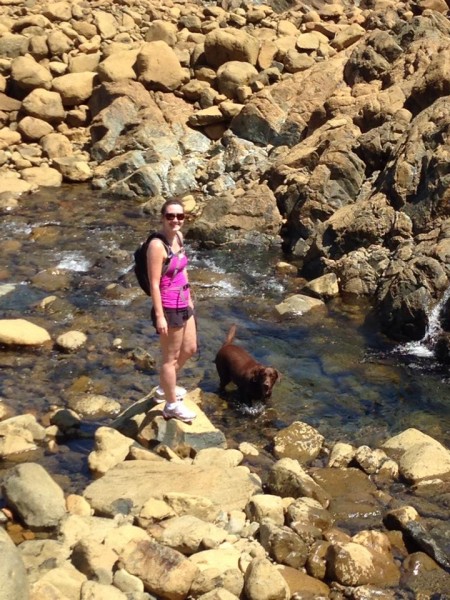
399;286;450;357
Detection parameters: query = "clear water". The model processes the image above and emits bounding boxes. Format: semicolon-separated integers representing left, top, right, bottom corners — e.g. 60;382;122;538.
1;185;450;490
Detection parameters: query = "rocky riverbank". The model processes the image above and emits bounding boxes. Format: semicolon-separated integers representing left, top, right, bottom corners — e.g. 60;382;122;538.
1;387;450;599
1;0;450;344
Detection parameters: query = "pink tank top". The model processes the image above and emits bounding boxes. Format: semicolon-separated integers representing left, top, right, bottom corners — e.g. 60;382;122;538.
160;251;190;309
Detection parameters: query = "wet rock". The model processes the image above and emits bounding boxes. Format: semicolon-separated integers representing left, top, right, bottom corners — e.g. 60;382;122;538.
273;421;324;463
311;468;382;531
277;565;330;599
285;497;333;532
0;318;51;345
266;458;331;507
259;520;309;569
55;330;87;352
68;394;121;419
400;552;450;596
274;294;325;318
328;442;356;468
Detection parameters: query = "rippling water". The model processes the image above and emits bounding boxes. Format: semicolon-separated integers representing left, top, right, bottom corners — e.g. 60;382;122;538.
1;185;450;490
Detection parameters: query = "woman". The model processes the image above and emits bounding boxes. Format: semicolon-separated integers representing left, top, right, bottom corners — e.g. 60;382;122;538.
147;199;197;423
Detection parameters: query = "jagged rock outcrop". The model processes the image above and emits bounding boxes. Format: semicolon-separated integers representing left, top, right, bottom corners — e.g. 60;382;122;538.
0;0;449;339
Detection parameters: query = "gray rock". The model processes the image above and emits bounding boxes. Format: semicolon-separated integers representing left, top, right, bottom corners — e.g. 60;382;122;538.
2;463;66;529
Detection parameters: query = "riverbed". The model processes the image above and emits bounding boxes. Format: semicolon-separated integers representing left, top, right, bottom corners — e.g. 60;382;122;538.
1;185;450;494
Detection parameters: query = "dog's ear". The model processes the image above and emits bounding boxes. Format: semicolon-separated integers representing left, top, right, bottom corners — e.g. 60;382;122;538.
275;369;281;381
251;368;264;382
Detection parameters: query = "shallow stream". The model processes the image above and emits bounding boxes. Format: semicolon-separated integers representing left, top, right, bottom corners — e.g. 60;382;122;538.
1;184;450;496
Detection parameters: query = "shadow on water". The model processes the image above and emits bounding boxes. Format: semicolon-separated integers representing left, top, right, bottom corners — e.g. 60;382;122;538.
1;185;450;491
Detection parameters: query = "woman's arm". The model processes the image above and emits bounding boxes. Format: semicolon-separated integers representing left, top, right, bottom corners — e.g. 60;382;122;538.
147;239;167;332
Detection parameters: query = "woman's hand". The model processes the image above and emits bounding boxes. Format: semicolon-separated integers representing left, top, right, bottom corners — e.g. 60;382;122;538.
156;315;168;336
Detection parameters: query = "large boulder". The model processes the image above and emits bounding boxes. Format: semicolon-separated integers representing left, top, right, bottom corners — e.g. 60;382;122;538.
83;460;262;517
0;528;29;600
204;28;260;68
135;41;188;92
2;463;67;529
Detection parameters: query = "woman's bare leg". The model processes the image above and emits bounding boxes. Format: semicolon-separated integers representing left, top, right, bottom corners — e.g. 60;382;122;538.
177;315;197;371
159;326;183;404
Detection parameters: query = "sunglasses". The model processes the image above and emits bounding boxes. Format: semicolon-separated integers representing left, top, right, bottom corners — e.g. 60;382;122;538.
164;213;185;221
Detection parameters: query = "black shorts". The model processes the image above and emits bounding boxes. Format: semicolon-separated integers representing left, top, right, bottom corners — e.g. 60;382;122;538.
151;306;194;330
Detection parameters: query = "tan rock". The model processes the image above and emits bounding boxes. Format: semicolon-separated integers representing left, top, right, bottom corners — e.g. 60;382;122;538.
217;61;258;100
0;175;35;194
328;442;356;468
274;294;325;317
21;165;63;187
69;395;121;419
97;50;138;82
189;106;225;127
93;10;118;40
273;421;324;463
381;428;450;482
52;72;97;106
245;494;285;526
0;318;51;345
47;30;73;56
55;330;87;351
32;562;87;599
42;1;73;22
68;52;101;74
204;28;260;68
88;426;133;475
145;20;178;47
296;31;329;52
135;41;188;91
244;558;289;600
17;116;53;141
71;538;118;585
151;514;227;555
120;538;199;600
52;156;93;182
80;581;127;600
0;33;29;58
277;565;330;598
66;494;93;517
11;55;52;91
83;459;262;517
0;127;21;149
257;40;278;70
40;132;73;158
22;88;65;123
331;23;366;51
328;542;376;586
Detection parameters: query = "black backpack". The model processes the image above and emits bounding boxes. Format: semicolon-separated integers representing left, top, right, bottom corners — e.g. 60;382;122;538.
134;232;173;296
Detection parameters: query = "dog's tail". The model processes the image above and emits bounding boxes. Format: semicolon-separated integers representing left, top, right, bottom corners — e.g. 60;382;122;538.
224;324;236;345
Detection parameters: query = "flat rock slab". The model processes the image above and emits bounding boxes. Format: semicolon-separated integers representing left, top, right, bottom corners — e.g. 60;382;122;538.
83;460;261;517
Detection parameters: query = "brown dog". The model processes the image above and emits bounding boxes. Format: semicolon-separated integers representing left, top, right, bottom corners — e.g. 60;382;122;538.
214;324;281;403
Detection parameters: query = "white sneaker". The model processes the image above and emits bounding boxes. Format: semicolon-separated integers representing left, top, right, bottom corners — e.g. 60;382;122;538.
154;385;187;403
162;401;197;423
